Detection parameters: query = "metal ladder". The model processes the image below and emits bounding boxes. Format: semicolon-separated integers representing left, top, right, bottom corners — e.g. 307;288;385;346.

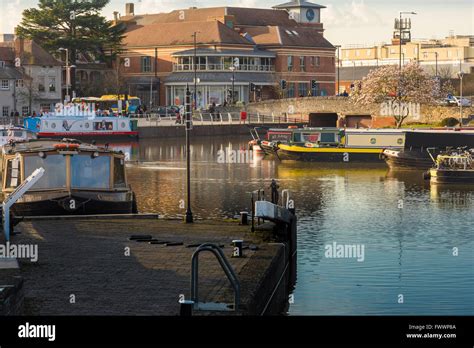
191;243;241;311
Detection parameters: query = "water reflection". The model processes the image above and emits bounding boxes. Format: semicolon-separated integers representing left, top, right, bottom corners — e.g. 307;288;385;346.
123;136;473;315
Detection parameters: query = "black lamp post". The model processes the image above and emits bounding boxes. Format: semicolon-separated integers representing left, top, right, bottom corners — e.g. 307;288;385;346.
185;85;193;223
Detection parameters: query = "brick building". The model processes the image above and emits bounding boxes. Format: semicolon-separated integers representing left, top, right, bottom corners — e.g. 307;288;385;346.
115;1;335;109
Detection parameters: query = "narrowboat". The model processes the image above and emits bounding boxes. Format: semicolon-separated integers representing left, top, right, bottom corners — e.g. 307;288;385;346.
428;148;474;184
23;103;139;139
1;139;138;216
254;127;405;162
382;130;474;170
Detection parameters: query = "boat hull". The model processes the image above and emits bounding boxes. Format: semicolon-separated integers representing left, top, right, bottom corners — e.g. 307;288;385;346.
382;149;435;169
429;169;474;184
276;144;383;162
10;191;136;216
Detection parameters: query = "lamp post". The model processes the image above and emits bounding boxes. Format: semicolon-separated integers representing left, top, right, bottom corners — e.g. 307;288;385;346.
397;11;416;128
58;48;69;103
229;66;236;105
335;45;341;95
185;85;193;223
192;31;200;110
458;64;464;127
398;12;417;73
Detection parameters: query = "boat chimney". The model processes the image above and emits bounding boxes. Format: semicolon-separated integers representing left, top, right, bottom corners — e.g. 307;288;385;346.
125;3;134;16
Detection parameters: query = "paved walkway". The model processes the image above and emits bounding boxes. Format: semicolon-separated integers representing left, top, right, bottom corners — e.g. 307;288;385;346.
11;218;277;315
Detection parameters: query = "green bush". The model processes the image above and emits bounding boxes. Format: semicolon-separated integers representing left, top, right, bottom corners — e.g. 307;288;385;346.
439;117;459;127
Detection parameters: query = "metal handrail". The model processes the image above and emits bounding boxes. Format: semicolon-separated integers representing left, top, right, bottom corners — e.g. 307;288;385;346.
191;243;241;311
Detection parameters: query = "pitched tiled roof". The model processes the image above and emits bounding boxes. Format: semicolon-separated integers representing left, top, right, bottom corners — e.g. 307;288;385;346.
0;46;14;62
0;66;23;80
244;26;334;49
123;21;252;47
121;7;298;27
0;40;61;66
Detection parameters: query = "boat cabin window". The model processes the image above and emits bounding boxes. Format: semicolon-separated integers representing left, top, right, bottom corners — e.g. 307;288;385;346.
113;157;126;188
294;132;320;143
24;155;67;189
94;121;113;130
71;155;110;189
5;158;20;189
320;133;336;143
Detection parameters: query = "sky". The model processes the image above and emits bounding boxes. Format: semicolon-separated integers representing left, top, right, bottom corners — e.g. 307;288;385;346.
0;0;473;47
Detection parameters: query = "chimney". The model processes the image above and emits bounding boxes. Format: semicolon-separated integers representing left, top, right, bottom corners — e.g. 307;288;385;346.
125;3;134;16
113;11;120;21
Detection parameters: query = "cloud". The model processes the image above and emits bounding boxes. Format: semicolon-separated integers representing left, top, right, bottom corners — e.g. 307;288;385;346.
1;0;23;33
324;0;384;27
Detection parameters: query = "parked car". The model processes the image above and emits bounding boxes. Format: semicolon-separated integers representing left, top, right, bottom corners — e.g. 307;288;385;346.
444;95;472;107
151;106;178;117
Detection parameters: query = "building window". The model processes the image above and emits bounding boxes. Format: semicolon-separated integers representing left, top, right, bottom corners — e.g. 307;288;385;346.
300;56;305;72
40;103;51;113
447;50;452;58
287;56;293;72
345;51;349;58
390;48;396;54
1;79;9;90
141;56;152;73
288;83;295;98
21;106;29;116
298;83;307;97
15;79;24;88
49;77;56;92
2;106;9;117
0;61;5;68
366;49;371;56
355;50;360;57
38;76;45;92
312;56;320;66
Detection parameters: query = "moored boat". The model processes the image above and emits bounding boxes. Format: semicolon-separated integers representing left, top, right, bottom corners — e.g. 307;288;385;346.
382;130;474;170
23;103;139;139
1;138;138;216
264;127;405;162
428;148;474;184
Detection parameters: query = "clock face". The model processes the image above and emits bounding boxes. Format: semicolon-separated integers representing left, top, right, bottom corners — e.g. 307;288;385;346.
306;8;315;21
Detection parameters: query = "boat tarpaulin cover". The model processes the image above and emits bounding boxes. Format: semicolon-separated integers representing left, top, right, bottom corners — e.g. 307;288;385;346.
404;132;474;148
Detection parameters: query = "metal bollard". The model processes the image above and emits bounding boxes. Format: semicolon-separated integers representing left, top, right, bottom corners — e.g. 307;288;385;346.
240;211;248;225
180;300;194;316
232;240;243;258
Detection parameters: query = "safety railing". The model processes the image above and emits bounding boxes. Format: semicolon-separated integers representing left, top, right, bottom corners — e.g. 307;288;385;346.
191;243;240;311
133;112;307;127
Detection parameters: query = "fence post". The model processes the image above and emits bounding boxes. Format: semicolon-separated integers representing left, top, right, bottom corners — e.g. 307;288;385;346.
272;112;275;123
219;113;223;124
257;112;260;123
228;112;232;124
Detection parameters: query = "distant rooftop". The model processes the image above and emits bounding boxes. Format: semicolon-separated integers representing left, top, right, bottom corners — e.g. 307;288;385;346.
272;0;326;9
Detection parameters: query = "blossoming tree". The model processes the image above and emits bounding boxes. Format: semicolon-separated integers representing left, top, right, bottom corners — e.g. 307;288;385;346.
351;62;439;128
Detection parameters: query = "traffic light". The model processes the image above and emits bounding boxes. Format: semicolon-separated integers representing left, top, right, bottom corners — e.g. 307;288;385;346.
280;79;287;90
250;83;256;92
311;80;317;90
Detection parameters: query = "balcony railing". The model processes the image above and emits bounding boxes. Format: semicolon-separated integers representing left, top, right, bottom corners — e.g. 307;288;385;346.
173;64;275;72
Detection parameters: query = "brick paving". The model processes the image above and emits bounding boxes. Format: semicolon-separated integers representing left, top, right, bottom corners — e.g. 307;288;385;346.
8;218;277;315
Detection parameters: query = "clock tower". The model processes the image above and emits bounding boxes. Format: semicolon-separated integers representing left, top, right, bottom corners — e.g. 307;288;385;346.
272;0;326;24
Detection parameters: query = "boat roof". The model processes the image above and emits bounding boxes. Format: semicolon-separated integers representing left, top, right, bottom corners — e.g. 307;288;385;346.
2;138;123;155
